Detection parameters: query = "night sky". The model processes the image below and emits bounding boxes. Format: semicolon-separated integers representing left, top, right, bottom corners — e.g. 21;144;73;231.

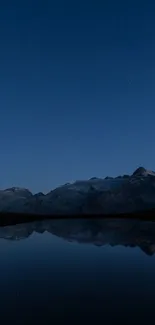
0;0;155;193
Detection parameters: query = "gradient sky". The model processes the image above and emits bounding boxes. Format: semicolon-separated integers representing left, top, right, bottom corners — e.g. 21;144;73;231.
0;0;155;193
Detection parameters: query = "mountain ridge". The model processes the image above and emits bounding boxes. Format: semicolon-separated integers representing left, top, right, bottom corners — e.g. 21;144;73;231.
1;167;155;215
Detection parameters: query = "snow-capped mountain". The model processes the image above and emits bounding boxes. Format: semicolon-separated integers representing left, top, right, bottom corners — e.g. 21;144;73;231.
0;167;155;215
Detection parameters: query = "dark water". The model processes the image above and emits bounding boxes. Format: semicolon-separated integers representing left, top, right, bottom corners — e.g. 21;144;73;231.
0;218;155;324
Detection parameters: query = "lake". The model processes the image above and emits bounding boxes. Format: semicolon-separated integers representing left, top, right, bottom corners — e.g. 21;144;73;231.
0;218;155;324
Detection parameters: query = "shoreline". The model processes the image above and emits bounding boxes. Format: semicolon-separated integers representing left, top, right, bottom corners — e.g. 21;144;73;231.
0;209;155;227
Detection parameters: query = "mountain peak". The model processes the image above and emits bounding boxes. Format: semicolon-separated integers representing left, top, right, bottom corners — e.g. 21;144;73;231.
132;167;155;177
132;167;147;176
3;187;33;197
4;187;30;192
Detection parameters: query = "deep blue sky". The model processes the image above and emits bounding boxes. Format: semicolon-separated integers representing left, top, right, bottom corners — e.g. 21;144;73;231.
0;0;155;193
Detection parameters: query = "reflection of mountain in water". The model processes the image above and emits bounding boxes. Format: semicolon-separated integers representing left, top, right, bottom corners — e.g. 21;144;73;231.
1;219;155;256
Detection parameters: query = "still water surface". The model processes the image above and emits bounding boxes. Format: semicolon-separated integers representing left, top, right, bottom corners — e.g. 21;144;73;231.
0;218;155;324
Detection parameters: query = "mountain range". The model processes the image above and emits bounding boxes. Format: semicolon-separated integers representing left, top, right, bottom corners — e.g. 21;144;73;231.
1;167;155;215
